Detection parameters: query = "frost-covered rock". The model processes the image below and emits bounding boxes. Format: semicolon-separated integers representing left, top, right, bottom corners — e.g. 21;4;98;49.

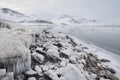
45;70;60;80
32;52;45;63
0;20;11;29
0;29;31;74
60;49;73;58
69;56;77;64
0;69;6;77
28;77;36;80
47;48;60;60
24;69;37;77
42;65;49;72
34;65;42;76
0;72;14;80
62;64;87;80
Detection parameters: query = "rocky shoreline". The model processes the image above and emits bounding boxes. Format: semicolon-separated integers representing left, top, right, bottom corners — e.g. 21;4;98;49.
0;25;119;80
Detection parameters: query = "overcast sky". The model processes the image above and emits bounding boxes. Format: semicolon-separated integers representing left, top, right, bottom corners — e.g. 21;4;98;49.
0;0;120;20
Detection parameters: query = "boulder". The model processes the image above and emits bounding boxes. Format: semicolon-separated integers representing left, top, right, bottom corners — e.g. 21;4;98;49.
28;77;36;80
24;69;37;77
0;30;31;74
32;52;45;64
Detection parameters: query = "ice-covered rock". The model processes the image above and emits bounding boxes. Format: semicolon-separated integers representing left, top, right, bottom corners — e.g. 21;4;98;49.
45;70;60;80
60;49;73;58
32;52;45;63
24;69;37;77
69;56;77;64
34;65;42;76
46;48;60;60
0;29;31;74
0;20;11;29
0;69;6;77
28;77;36;80
42;65;49;71
63;64;87;80
0;72;14;80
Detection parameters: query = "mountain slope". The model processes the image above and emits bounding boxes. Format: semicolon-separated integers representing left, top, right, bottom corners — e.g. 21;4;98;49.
52;15;96;25
0;8;28;22
0;8;53;24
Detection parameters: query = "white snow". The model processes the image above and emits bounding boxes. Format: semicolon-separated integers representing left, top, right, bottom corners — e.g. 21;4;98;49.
34;65;42;76
60;49;73;57
28;77;36;80
25;69;37;75
47;48;60;59
0;8;28;23
0;69;6;77
0;72;14;80
62;64;87;80
52;15;96;25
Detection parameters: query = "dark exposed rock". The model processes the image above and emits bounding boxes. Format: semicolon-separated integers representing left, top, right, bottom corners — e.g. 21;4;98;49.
95;77;100;80
57;74;62;78
29;44;37;50
59;52;69;59
27;20;53;24
66;35;77;47
44;74;52;80
108;68;116;74
53;43;63;48
100;59;110;62
84;52;117;80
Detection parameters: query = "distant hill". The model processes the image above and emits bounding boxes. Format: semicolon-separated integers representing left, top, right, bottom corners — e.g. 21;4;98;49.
0;8;28;22
0;8;53;24
52;15;96;25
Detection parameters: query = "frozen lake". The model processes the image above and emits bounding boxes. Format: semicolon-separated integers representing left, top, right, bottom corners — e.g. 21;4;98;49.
66;26;120;55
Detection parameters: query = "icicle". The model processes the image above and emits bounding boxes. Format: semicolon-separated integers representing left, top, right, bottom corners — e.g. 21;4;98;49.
0;31;31;74
0;69;6;77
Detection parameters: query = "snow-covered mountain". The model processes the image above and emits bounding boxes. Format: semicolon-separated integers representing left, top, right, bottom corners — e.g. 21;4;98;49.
0;8;53;24
0;8;28;22
52;15;96;25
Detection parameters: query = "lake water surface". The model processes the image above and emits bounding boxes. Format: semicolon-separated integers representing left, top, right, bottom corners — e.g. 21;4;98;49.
67;26;120;55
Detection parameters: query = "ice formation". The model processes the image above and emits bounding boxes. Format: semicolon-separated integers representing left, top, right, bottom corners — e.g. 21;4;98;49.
0;28;31;74
0;69;14;80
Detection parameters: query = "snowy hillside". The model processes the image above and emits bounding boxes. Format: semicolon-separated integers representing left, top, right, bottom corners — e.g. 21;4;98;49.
52;15;96;25
0;8;28;22
0;8;53;24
